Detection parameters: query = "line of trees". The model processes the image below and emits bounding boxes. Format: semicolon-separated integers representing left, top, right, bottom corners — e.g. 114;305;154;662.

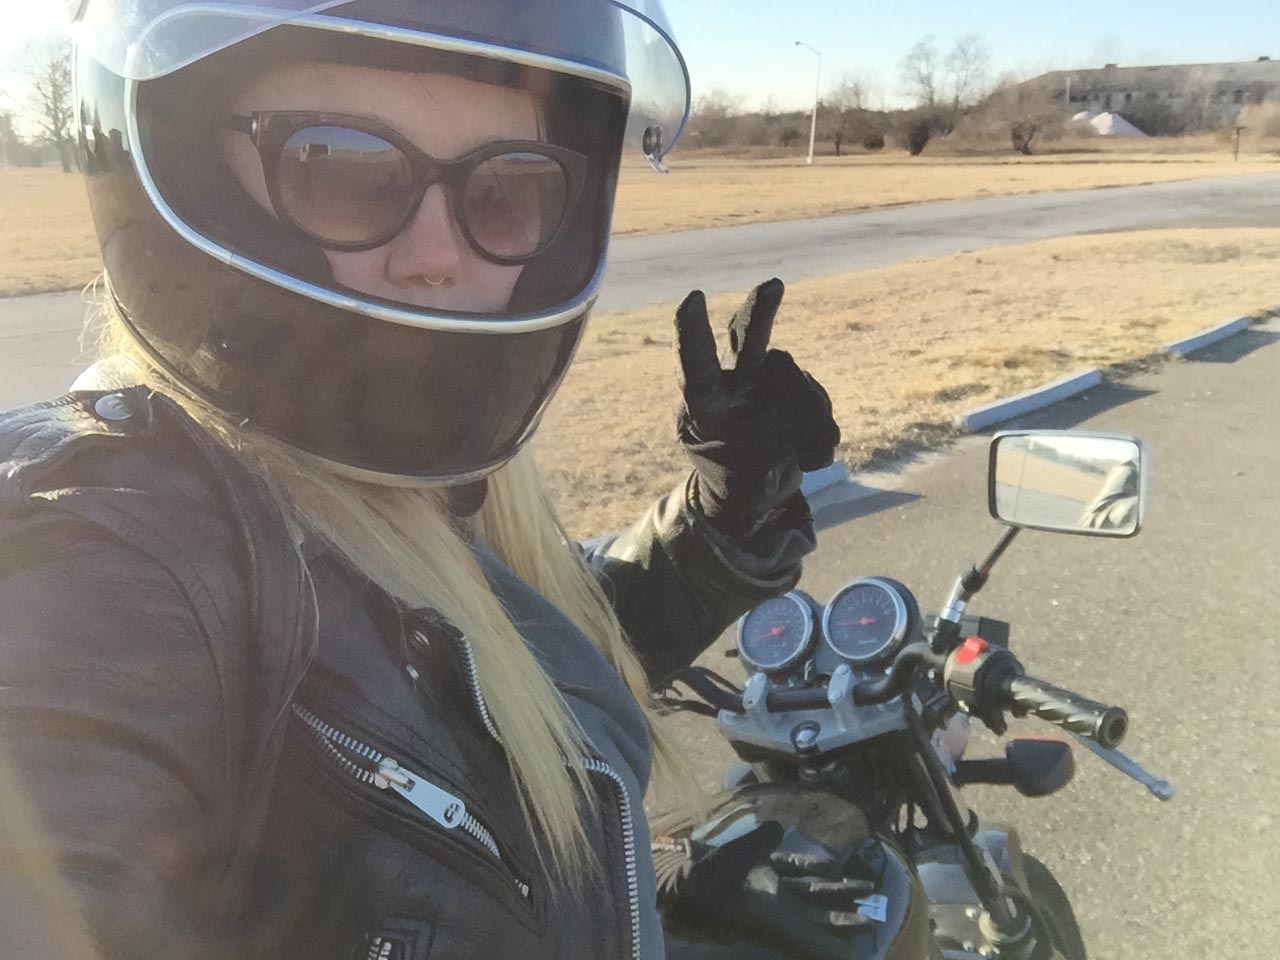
685;76;891;156
683;34;1014;158
682;33;1275;159
2;36;77;172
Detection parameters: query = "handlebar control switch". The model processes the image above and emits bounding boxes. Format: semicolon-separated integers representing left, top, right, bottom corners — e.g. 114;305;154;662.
955;636;988;665
943;637;1020;734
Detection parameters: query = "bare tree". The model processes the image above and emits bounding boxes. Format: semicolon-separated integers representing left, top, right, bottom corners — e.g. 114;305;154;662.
971;71;1066;154
1011;119;1038;155
899;36;942;108
823;72;876;156
0;111;20;169
829;72;871;113
946;35;990;115
20;37;76;173
687;86;744;148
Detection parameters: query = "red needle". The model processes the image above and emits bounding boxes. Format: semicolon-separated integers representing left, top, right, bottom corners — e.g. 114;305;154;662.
768;626;786;637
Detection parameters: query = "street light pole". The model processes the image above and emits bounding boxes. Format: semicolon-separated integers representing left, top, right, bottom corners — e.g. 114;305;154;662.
795;41;821;165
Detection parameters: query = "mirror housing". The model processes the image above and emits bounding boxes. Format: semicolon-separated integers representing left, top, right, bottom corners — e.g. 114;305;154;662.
989;430;1146;537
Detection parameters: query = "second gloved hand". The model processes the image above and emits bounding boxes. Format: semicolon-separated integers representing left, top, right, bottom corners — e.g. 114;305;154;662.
675;278;840;539
653;821;876;959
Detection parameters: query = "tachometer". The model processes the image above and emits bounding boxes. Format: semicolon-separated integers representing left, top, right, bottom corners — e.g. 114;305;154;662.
822;578;913;666
737;592;815;674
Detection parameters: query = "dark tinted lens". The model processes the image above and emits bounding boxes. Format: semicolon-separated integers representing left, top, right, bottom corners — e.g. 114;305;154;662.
277;126;412;244
464;152;568;259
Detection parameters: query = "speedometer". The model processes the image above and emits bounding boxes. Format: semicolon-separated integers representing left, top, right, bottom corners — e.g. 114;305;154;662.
822;578;912;666
737;592;814;673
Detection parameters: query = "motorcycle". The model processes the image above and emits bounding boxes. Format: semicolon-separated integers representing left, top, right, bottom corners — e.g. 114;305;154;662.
655;429;1173;960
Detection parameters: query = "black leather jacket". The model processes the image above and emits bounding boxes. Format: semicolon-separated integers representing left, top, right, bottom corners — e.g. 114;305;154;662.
0;389;813;960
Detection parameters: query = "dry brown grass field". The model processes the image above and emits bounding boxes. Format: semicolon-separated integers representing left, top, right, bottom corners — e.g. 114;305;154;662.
3;142;1278;294
0;169;99;297
612;150;1280;235
538;228;1280;537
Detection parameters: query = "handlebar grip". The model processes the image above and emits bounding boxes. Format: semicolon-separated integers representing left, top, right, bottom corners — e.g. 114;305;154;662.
1001;675;1128;749
764;687;830;712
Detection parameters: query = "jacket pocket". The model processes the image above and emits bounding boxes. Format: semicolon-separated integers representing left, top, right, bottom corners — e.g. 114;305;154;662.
290;703;536;913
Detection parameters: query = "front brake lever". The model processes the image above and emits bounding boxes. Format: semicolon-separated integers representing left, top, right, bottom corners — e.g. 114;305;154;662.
1069;733;1176;801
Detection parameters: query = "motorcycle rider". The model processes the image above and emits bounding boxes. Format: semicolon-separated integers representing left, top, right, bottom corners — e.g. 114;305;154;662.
1080;457;1140;532
0;2;846;958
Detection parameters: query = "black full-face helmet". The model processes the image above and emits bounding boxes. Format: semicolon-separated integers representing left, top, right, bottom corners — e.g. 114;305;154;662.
72;0;689;483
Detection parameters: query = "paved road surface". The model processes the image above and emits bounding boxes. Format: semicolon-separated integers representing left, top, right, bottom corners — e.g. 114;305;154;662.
599;171;1280;313
0;288;96;410
665;318;1280;959
3;171;1280;409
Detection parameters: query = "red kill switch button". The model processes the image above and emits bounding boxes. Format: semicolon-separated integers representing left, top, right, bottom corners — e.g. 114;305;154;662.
956;636;989;665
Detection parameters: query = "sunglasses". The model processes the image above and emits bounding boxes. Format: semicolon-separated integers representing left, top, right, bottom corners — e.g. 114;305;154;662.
225;111;589;265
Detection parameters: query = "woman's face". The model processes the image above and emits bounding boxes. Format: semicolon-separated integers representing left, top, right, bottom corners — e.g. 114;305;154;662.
223;62;539;312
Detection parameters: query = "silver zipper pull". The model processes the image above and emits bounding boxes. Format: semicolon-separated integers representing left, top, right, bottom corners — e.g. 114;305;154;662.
377;758;467;829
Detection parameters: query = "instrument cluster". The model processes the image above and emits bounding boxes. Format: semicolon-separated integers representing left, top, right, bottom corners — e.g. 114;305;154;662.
737;578;920;679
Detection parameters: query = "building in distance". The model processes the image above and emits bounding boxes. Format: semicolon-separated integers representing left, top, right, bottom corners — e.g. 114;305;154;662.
1027;57;1278;131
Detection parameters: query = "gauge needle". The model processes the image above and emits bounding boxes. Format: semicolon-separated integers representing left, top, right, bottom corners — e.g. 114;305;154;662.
769;626;786;636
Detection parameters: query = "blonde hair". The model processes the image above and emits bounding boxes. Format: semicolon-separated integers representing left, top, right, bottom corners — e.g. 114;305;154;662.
90;303;693;893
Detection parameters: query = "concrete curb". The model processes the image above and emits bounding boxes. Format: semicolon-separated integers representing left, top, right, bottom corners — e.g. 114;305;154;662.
1164;316;1252;358
954;368;1103;433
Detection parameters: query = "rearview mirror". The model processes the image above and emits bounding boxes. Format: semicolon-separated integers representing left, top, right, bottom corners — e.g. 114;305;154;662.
989;431;1146;537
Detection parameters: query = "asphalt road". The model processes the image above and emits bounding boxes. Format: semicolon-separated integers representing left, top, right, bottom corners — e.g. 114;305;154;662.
664;318;1280;959
4;172;1280;408
600;171;1280;313
0;288;96;410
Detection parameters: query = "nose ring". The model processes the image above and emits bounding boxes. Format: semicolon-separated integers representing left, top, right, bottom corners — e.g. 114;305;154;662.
422;274;448;287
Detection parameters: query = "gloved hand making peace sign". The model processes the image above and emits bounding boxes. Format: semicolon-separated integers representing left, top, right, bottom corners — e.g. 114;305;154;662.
675;278;841;540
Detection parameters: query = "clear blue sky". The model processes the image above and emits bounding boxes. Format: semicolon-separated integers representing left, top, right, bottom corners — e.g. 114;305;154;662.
664;0;1279;110
2;0;1276;110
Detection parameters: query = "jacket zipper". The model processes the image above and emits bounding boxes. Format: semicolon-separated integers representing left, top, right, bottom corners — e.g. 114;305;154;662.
445;631;641;960
290;702;530;899
580;757;642;960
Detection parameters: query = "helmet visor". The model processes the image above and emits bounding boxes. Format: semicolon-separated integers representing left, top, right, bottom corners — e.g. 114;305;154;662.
76;0;690;161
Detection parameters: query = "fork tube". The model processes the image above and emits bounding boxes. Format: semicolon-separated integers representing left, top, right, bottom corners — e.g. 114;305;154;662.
903;700;1020;933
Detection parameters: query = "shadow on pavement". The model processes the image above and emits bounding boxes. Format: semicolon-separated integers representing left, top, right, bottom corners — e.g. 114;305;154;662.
1182;328;1280;364
997;381;1158;431
813;486;922;532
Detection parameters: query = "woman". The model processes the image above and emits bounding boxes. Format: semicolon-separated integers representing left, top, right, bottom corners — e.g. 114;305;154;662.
0;3;841;958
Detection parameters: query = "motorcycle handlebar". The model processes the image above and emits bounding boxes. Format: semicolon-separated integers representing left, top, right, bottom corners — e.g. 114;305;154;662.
999;674;1128;749
718;644;1128;752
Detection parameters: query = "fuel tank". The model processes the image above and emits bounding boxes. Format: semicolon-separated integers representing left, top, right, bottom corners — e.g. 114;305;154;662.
653;783;933;960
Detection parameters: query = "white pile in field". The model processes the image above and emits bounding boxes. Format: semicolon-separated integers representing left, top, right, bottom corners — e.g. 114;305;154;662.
1072;110;1149;137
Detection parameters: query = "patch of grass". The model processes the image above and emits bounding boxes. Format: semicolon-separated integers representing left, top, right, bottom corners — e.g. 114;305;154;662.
539;228;1280;536
611;151;1280;235
0;170;99;297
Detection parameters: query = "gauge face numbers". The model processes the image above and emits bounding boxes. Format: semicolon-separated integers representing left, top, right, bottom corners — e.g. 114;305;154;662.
737;593;814;673
822;579;909;666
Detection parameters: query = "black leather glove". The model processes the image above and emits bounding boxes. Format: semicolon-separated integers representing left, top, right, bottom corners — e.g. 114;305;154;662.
653;822;875;960
675;278;841;538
